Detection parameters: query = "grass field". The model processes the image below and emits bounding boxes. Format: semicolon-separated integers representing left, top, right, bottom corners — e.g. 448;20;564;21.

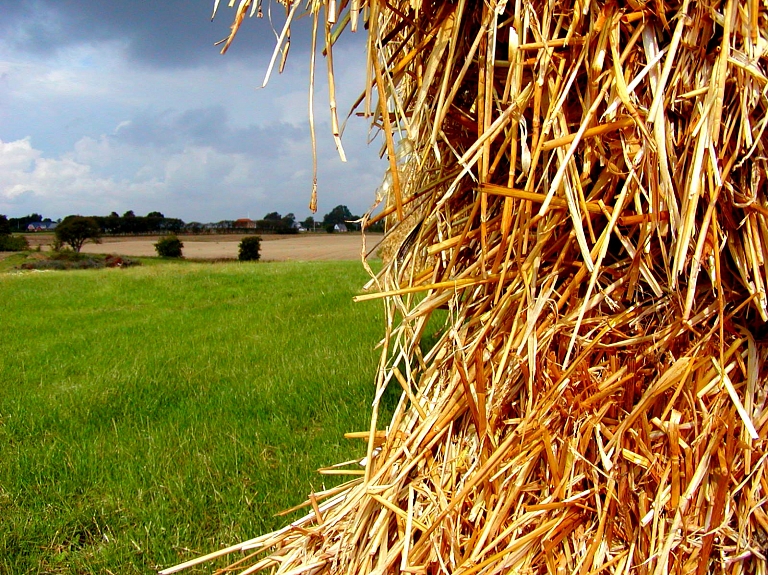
0;260;394;574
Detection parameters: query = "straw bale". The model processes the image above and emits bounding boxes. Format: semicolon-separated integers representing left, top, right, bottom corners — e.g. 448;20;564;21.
163;0;768;573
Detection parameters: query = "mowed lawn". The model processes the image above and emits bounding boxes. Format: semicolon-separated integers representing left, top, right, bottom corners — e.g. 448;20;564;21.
0;261;390;574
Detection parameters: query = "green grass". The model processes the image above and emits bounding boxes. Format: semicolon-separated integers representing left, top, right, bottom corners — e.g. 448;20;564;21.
0;261;392;574
0;252;33;273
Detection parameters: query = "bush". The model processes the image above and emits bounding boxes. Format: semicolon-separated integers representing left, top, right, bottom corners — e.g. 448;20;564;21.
49;250;84;262
20;260;67;271
154;235;184;258
238;236;262;261
104;255;139;268
0;235;28;252
17;254;140;271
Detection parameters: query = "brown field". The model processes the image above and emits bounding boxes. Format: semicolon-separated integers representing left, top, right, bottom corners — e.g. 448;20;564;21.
21;233;383;261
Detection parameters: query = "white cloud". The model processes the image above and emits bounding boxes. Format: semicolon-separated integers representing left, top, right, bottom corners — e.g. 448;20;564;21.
0;118;383;222
0;138;39;176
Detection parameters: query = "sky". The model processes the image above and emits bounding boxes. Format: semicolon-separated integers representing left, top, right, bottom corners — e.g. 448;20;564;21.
0;0;386;223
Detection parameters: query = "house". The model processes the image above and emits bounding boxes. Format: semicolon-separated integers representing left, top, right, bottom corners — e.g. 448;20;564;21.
234;218;257;229
27;222;58;232
334;223;348;233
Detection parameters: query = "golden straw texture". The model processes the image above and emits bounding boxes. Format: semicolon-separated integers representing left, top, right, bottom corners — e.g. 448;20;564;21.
164;1;768;573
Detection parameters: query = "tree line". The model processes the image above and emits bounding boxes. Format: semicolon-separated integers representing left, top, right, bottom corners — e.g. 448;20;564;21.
3;205;383;236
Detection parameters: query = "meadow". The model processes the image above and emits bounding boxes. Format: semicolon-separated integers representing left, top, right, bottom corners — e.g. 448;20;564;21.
0;260;393;574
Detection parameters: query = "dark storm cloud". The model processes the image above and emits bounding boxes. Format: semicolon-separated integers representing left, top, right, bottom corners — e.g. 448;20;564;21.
2;0;314;68
111;106;306;156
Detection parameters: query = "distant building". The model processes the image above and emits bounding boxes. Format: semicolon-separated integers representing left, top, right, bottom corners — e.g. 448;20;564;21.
27;222;58;232
334;223;348;233
234;218;257;229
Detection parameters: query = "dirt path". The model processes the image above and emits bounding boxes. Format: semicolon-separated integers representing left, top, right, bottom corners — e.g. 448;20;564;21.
67;233;383;261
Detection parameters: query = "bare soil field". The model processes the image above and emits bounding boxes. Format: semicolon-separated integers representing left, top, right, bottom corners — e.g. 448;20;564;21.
22;233;383;261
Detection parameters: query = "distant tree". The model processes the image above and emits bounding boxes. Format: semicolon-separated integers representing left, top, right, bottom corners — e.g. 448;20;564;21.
55;216;102;253
0;215;28;250
105;212;121;233
8;213;43;231
263;211;282;221
164;218;185;232
145;211;165;233
301;216;315;231
281;212;296;230
322;205;354;227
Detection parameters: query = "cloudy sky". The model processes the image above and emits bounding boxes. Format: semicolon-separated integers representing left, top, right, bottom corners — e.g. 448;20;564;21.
0;0;385;223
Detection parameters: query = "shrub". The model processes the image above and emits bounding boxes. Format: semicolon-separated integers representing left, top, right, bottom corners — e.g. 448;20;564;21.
104;255;139;268
17;254;140;271
154;235;184;258
49;250;83;262
238;236;262;261
0;235;28;252
20;260;66;271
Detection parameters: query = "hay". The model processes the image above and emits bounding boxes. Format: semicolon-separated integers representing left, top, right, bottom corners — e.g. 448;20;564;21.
162;0;768;573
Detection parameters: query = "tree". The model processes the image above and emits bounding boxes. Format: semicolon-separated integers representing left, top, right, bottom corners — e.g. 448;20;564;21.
0;218;28;250
263;211;282;221
120;211;140;233
322;205;354;227
164;218;185;232
301;216;315;231
281;212;296;230
146;211;166;233
105;212;121;233
0;215;28;250
8;213;43;231
55;216;102;253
